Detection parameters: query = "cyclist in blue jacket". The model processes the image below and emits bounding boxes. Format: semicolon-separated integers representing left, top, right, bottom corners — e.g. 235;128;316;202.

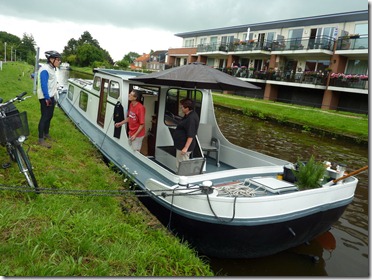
37;50;62;148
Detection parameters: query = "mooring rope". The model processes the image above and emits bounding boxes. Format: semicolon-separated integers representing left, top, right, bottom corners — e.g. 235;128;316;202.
0;183;203;198
218;183;257;197
1;183;250;223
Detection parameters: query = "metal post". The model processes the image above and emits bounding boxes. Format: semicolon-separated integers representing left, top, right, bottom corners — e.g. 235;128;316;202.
33;47;40;95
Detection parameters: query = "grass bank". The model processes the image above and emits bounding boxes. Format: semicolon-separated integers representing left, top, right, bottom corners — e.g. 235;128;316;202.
0;62;213;276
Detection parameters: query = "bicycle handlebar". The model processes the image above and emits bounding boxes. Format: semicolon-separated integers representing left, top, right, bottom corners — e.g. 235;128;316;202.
0;92;28;108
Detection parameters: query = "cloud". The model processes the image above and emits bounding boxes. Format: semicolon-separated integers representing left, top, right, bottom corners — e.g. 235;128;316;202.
0;0;367;60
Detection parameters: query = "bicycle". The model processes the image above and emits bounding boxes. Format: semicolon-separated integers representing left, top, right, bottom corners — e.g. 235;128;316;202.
0;91;39;192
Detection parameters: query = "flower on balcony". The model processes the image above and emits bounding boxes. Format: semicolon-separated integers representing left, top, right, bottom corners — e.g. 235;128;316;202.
304;71;320;77
344;74;360;81
360;74;368;80
330;73;369;82
240;40;247;45
330;73;345;79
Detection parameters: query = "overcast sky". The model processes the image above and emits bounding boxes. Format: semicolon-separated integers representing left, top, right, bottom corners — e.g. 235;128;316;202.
0;0;368;61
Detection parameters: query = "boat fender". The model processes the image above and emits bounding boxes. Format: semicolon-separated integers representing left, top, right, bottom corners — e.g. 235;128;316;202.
200;181;214;194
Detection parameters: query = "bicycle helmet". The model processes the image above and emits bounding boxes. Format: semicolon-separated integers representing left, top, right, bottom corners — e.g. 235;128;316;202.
45;50;62;60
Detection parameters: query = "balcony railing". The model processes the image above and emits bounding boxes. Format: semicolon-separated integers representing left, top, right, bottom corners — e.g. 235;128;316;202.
270;35;334;51
335;34;368;50
216;68;368;89
196;35;335;54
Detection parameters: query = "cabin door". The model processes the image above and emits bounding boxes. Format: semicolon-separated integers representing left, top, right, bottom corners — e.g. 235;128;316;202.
97;78;109;127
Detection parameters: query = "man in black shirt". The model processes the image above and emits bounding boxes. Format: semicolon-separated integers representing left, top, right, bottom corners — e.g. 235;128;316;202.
172;98;200;170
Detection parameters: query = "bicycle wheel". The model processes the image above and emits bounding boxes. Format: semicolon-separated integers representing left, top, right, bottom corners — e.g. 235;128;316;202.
13;143;39;192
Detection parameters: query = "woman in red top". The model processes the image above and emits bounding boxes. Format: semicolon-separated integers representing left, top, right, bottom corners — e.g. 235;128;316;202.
115;89;146;151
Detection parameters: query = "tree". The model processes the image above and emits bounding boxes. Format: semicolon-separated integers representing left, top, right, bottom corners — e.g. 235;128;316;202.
14;33;36;64
123;52;140;64
63;38;78;57
116;59;129;69
62;31;113;67
0;31;22;61
76;44;104;67
78;31;100;48
0;32;36;64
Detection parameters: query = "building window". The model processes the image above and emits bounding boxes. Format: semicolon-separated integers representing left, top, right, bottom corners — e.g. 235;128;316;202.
288;28;303;39
221;35;234;45
184;39;194;47
355;23;368;35
199;37;207;45
346;60;368;75
207;58;214;67
210;36;217;44
305;60;330;72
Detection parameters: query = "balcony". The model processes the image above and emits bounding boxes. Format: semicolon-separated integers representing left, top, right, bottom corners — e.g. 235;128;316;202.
218;67;329;86
197;36;335;55
328;73;368;92
217;68;368;92
270;36;334;52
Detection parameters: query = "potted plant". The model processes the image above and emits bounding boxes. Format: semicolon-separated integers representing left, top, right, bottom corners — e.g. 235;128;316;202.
292;156;327;190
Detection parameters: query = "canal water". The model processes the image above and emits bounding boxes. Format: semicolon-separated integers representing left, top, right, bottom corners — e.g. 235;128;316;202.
62;70;368;277
210;107;368;277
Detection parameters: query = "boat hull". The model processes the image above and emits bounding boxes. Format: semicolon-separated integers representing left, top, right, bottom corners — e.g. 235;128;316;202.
139;194;349;258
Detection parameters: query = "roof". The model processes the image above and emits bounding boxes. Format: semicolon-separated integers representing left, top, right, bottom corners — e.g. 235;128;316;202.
151;50;167;56
134;53;150;62
175;10;368;38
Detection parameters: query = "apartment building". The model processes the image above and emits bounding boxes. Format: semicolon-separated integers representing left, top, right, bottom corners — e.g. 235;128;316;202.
167;10;368;114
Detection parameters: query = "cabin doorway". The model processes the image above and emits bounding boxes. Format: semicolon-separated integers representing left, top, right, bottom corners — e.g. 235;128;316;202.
97;78;109;127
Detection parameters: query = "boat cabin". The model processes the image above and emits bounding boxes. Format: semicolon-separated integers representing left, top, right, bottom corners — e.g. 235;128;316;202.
65;69;287;181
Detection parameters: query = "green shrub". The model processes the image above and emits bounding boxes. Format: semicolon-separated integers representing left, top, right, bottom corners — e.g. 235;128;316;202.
292;156;326;190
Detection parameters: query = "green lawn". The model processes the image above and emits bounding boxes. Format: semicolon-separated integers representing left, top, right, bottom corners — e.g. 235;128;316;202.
0;62;213;276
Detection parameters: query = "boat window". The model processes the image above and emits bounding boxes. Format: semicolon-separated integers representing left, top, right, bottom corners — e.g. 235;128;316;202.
79;91;89;111
164;88;202;126
93;76;101;91
109;81;120;99
68;84;74;100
